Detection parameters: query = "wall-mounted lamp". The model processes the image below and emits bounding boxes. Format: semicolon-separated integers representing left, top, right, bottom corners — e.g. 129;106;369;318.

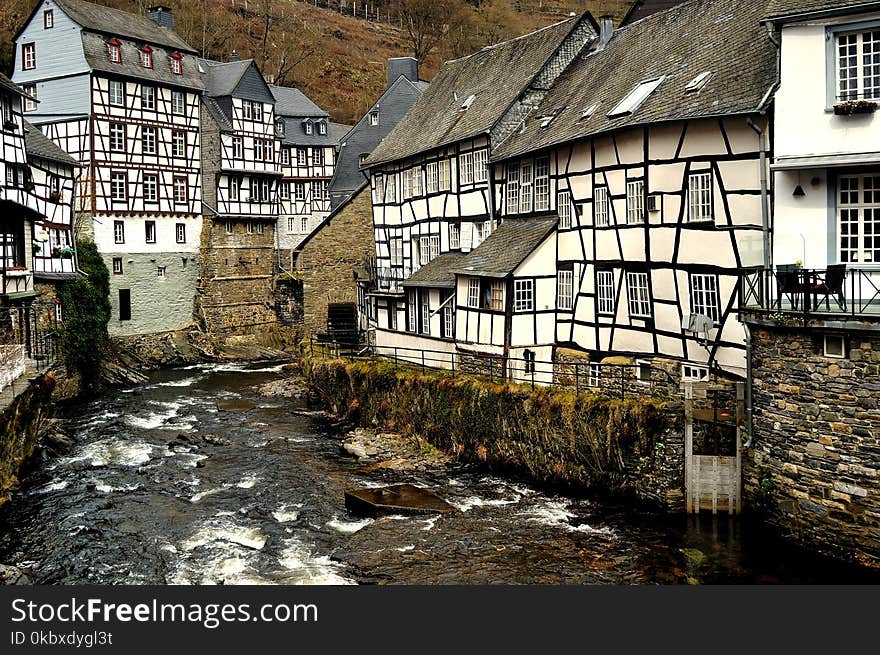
793;185;806;197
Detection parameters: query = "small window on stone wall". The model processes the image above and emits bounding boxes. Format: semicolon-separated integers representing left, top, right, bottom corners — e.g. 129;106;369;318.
824;334;846;359
636;360;652;384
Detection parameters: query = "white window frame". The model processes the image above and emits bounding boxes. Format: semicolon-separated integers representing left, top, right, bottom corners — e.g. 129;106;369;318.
22;43;35;70
142;126;156;155
449;223;460;250
473;149;489;183
682;364;710;381
390;237;404;267
287;217;295;234
172;131;185;158
442;295;455;339
597;270;615;315
438;159;451;191
171;90;185;115
22;85;37;112
176;223;186;244
294;182;306;201
690;273;720;324
836;29;880;101
534;157;550;211
297;148;307;167
838;174;880;264
588;363;601;388
687;171;713;222
520;161;533;214
242;100;253;120
608;77;664;117
420;292;431;335
300;217;309;234
558;190;572;229
369;111;379;126
112;257;123;274
626;180;645;224
459;151;475;185
173;176;187;204
594;186;610;226
109;122;125;151
514;279;534;313
426;161;439;194
145;220;156;244
43;10;54;29
636;360;652;384
141;85;156;111
467;278;480;309
824;334;847;359
113;220;125;243
557;269;574;311
626;271;651;318
143;173;158;202
110;172;127;201
506;164;520;214
229;177;240;201
408;290;418;332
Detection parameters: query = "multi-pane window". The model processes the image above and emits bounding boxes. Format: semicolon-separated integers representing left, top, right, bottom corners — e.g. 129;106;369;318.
22;43;35;70
170;54;182;75
49;174;60;197
507;164;520;213
242;100;253;120
171;91;185;115
294;182;306;201
520;161;534;213
281;148;290;166
314;180;329;200
287;217;295;234
112;257;123;274
419;235;440;265
319;121;327;135
157;266;166;278
176;223;186;244
110;172;126;200
109;122;125;151
426;161;439;194
142;127;156;155
141;47;152;69
225;221;233;234
109;80;124;106
143;173;158;202
229;177;240;201
595;187;610;226
489;281;504;311
253;103;263;122
557;269;574;311
473;149;489;183
385;173;397;203
407;291;418;332
588;363;601;388
626;180;645;224
514;279;534;313
279;182;290;200
626;271;651;318
173;176;187;204
688;172;713;222
369;111;379;126
113;220;125;243
145;220;156;243
172;131;185;157
109;41;121;63
558;191;572;229
312;148;324;166
438;160;451;191
459;152;475;185
390;237;404;266
246;222;254;235
534;157;550;211
449;223;460;250
297;148;307;166
43;10;54;29
420;292;431;335
23;85;37;112
404;167;423;198
467;278;480;308
254;139;264;162
837;30;880;101
442;293;455;339
839;174;880;263
690;273;720;323
300;217;309;234
141;85;156;110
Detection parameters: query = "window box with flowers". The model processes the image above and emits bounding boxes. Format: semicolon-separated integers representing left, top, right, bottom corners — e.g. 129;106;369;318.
58;247;74;259
833;99;878;116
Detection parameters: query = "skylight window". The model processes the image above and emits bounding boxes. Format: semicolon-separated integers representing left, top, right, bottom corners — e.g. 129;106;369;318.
685;71;712;94
607;76;664;118
580;103;600;121
460;94;476;112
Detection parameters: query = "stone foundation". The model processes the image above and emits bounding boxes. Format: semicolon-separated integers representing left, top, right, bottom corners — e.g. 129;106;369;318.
745;323;880;568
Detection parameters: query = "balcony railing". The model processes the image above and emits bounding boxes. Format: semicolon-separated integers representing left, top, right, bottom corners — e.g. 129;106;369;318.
375;266;412;293
740;266;880;322
32;255;76;275
1;268;34;296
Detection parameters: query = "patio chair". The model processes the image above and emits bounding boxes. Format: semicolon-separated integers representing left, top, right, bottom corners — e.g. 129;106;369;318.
775;264;805;310
810;264;847;312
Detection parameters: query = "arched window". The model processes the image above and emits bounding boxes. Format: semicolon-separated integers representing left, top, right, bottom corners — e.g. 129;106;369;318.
108;39;122;63
141;46;153;69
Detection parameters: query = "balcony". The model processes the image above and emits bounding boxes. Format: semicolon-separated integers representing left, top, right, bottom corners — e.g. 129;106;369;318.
1;267;34;298
740;266;880;324
32;254;76;276
375;266;412;293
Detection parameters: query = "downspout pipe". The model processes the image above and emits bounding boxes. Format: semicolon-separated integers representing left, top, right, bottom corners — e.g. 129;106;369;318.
742;321;754;448
746;117;771;272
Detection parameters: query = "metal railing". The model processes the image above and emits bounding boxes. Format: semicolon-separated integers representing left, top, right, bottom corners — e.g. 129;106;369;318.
309;338;680;400
740;266;880;323
375;266;412;293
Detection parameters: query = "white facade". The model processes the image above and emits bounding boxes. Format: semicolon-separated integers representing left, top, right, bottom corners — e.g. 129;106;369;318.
277;143;335;253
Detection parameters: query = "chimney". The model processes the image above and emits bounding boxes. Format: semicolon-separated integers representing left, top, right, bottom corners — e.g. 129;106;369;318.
228;51;241;63
598;15;614;48
146;6;174;29
387;57;419;88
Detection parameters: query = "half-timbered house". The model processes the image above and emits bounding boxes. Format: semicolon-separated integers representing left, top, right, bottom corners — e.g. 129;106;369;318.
359;14;599;365
13;1;204;336
270;84;335;266
196;56;281;337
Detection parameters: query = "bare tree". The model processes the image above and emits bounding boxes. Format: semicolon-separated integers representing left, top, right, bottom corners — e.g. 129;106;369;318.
393;0;467;63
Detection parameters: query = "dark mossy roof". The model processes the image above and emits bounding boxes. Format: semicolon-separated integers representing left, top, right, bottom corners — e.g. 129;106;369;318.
454;219;557;278
493;0;778;162
55;0;194;51
765;0;880;21
404;252;466;289
24;121;78;166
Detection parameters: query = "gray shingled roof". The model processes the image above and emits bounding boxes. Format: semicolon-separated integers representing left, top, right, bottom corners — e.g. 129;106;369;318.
82;32;204;88
0;72;27;98
331;122;352;143
404;252;466;289
54;0;194;51
270;85;327;118
24;121;78;166
364;15;588;168
198;59;253;97
621;0;689;26
454;219;557;278
765;0;880;20
494;0;778;162
202;96;233;132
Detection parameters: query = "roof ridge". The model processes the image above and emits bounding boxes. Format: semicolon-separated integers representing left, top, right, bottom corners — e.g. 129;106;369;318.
443;14;581;65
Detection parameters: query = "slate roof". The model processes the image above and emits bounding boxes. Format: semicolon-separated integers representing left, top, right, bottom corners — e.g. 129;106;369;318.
83;32;204;88
404;252;466;289
202;96;233;132
0;72;27;98
198;59;253;97
493;0;778;162
54;0;194;52
364;15;592;168
620;0;689;26
331;122;353;143
328;76;426;210
24;121;78;166
764;0;880;20
270;85;327;118
454;219;557;278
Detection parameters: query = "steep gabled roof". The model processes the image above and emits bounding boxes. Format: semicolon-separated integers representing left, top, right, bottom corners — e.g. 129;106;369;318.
620;0;690;27
24;121;78;166
454;219;557;278
0;72;27;98
198;59;253;97
270;85;328;118
494;0;777;162
52;0;195;52
765;0;880;21
364;14;595;168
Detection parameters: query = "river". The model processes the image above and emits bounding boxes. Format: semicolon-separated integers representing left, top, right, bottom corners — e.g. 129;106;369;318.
0;362;873;585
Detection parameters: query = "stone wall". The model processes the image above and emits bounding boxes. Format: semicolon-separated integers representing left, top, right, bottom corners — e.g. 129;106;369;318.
297;187;374;339
745;324;880;568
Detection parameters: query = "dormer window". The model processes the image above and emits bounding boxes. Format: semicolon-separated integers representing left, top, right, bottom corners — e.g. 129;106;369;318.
276;120;284;136
460;94;476;112
318;121;327;135
685;71;712;94
43;10;54;29
170;52;182;75
579;103;599;121
369;111;379;126
108;39;122;63
608;76;664;118
305;122;313;135
141;46;153;69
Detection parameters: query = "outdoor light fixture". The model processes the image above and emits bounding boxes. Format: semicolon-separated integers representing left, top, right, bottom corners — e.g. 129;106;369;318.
793;184;805;197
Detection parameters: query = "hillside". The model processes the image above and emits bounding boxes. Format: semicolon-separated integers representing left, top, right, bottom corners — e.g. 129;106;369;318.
0;0;632;124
